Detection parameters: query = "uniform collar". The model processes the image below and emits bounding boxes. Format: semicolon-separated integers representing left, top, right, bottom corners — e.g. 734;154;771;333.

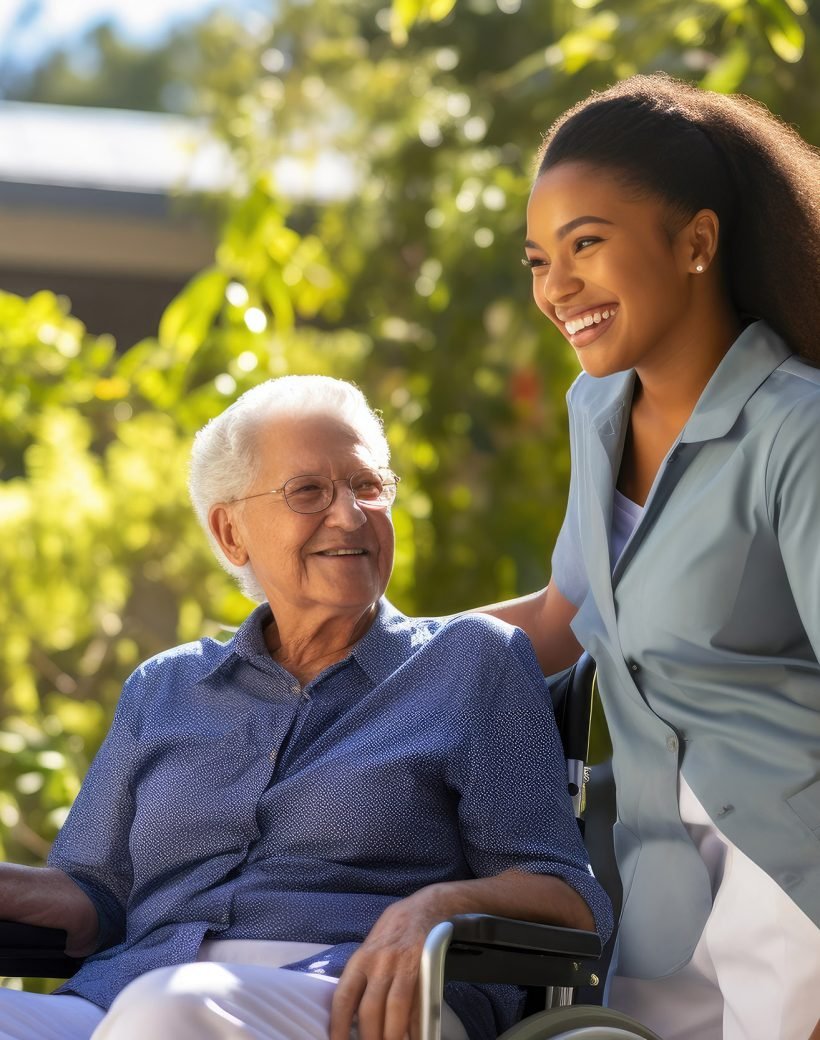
583;320;792;445
680;321;792;443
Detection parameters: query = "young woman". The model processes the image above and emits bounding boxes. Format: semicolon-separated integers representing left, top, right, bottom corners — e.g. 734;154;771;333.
485;74;820;1040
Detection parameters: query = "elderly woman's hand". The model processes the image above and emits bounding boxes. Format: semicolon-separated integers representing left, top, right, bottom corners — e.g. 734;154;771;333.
330;869;595;1040
330;885;450;1040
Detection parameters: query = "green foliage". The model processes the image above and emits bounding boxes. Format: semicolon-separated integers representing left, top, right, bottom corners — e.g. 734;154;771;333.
1;0;818;881
0;292;243;869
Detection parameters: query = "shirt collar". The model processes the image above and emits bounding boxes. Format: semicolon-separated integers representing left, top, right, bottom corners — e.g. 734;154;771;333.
585;320;792;444
230;602;277;661
681;320;792;443
349;598;427;686
199;598;419;688
196;602;275;682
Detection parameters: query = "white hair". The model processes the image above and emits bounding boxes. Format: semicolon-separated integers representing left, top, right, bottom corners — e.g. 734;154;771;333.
188;375;390;602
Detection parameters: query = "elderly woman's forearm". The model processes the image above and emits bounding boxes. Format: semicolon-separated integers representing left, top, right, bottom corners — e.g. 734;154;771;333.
415;868;596;932
332;868;596;1040
0;863;100;955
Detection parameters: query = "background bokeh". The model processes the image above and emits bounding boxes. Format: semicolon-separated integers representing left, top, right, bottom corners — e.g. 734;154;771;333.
0;0;817;889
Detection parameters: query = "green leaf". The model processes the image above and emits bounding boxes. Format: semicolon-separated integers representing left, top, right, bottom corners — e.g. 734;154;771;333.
390;0;457;43
755;0;805;61
158;267;229;362
701;37;752;92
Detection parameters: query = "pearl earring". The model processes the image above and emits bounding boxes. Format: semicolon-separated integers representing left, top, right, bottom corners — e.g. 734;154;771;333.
695;264;704;273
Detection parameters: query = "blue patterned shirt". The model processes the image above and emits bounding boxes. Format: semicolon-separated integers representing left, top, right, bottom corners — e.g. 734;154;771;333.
49;600;611;1038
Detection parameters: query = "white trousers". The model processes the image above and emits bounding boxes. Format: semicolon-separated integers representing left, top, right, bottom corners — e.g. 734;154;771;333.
0;941;469;1040
608;780;820;1040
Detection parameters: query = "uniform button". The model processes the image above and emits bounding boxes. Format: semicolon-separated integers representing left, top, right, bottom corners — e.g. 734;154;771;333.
629;661;639;673
666;736;678;752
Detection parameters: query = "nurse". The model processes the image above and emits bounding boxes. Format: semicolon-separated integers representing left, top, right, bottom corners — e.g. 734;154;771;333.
483;73;820;1040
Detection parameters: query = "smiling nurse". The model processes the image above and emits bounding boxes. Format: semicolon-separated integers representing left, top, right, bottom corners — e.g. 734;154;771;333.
481;74;820;1040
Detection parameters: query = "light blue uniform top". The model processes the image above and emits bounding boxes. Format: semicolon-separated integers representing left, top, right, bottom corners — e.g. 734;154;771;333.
552;320;820;978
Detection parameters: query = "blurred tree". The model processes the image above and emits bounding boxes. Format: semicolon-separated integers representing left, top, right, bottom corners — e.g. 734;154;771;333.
1;0;818;890
170;0;818;619
0;13;234;113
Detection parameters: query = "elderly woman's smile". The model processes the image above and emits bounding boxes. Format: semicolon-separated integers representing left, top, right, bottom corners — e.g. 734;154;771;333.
312;546;369;557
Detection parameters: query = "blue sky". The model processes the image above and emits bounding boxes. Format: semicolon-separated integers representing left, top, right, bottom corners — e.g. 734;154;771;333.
0;0;265;68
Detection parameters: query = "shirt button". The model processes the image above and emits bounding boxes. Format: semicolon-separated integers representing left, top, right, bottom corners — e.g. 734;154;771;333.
291;684;300;695
268;750;277;764
668;451;679;464
666;736;678;752
628;661;639;673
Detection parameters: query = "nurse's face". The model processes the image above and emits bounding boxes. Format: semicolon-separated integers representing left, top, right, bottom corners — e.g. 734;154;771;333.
524;161;699;379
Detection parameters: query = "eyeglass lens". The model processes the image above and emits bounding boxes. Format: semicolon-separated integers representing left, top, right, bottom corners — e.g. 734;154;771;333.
283;469;396;513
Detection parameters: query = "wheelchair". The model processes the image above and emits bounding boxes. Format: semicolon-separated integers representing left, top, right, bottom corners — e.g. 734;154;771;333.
0;654;660;1040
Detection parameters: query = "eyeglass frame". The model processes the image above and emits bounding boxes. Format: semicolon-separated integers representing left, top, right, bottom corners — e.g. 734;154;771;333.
229;467;401;514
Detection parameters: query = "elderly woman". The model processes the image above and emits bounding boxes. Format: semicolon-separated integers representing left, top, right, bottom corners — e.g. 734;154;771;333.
0;376;611;1040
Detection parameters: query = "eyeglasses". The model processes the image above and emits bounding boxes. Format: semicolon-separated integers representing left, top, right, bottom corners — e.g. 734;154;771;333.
232;468;400;514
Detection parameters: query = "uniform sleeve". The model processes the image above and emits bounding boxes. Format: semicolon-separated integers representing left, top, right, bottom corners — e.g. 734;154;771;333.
48;675;139;950
766;391;820;661
550;379;590;607
448;622;613;943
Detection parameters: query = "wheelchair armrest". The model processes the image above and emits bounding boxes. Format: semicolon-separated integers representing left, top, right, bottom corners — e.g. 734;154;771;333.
442;914;601;988
0;920;84;978
449;914;601;957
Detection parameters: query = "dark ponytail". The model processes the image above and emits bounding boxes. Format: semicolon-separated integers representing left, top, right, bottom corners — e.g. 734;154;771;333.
536;74;820;365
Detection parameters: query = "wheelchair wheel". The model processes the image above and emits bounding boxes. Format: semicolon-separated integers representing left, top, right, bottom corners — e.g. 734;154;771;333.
498;1005;663;1040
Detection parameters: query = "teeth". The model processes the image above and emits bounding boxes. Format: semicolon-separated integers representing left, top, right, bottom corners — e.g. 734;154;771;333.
321;548;364;556
565;306;617;336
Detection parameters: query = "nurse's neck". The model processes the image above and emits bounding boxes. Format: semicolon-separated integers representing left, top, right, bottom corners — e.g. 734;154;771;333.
633;299;742;433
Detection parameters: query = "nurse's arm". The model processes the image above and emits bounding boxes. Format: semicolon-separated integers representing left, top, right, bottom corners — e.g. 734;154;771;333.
476;578;582;675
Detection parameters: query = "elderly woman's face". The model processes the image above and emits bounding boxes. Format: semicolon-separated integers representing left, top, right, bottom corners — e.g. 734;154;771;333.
216;414;395;621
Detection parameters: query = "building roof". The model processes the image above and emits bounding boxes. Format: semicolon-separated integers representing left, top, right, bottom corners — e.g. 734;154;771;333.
0;99;234;195
0;101;354;343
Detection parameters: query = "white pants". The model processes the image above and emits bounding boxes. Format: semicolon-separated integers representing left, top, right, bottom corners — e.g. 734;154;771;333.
0;941;469;1040
608;780;820;1040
